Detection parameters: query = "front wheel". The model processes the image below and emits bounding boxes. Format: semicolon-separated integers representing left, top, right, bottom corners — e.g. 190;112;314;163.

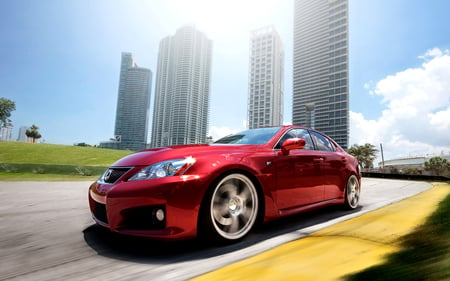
344;175;361;209
201;173;259;242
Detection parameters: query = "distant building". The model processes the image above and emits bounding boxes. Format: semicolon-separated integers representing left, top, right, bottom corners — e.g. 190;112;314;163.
293;0;349;149
381;157;428;171
99;138;121;150
0;125;13;141
16;126;28;142
379;155;450;175
248;25;284;129
151;25;213;148
101;52;152;151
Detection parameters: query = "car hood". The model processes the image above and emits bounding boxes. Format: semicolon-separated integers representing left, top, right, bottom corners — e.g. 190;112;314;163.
110;144;261;167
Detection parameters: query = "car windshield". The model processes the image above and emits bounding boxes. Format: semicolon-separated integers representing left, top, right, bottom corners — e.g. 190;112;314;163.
215;127;282;145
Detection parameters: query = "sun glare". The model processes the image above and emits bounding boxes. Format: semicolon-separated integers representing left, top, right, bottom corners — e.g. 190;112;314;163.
171;0;277;37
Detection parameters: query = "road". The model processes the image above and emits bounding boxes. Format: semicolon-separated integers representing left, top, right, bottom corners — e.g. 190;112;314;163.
0;178;431;281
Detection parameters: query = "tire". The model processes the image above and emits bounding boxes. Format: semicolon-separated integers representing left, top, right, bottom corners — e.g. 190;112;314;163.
344;175;361;210
201;173;259;242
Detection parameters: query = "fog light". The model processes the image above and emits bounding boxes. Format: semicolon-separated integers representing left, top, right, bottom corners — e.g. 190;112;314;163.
155;209;165;222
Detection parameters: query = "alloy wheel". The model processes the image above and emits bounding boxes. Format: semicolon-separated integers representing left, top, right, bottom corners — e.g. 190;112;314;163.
209;173;259;240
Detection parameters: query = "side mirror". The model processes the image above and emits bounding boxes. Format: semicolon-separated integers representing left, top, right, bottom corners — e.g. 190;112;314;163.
280;138;306;156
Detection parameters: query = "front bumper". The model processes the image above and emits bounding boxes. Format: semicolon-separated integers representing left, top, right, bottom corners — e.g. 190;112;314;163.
88;174;206;240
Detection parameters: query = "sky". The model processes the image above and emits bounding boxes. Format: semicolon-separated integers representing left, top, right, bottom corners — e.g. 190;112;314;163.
1;0;449;164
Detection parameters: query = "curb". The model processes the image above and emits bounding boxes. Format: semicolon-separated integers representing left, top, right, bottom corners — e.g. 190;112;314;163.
192;183;450;281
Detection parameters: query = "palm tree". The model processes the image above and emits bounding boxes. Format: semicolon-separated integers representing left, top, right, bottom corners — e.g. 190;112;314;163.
424;157;449;176
347;143;378;169
26;124;42;143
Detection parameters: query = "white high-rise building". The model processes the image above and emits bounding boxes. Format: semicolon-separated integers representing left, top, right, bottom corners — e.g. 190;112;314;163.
151;26;212;147
0;125;13;141
248;26;284;129
293;0;349;149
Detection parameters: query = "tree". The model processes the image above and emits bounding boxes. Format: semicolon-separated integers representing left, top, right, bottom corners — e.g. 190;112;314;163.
0;97;16;128
26;125;42;143
424;156;449;176
348;143;378;169
74;142;91;147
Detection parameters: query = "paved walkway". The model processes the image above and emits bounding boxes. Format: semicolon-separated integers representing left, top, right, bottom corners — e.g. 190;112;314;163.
192;183;450;281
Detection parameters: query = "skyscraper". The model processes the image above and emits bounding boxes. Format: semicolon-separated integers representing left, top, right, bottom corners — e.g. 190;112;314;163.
293;0;349;149
16;126;27;142
0;125;12;141
248;26;284;129
113;52;152;151
151;26;212;147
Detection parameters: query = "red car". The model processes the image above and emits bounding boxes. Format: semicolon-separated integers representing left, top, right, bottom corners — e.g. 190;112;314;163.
89;126;361;242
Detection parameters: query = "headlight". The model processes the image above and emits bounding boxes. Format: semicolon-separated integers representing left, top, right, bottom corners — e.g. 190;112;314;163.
128;157;196;181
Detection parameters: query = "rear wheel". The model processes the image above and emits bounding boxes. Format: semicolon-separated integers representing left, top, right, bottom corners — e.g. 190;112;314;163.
344;175;360;209
201;173;259;242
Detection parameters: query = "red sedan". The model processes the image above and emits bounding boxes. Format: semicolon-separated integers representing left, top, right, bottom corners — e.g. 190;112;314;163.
89;126;361;242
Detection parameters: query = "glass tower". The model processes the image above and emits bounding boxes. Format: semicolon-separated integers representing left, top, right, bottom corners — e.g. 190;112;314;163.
293;0;349;149
114;52;152;151
151;26;212;148
248;25;284;129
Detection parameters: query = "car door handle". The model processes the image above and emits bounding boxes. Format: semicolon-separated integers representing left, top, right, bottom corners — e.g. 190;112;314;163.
313;157;324;163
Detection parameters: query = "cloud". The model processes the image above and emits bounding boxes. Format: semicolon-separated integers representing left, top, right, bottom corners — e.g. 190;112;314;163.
418;47;449;60
429;107;450;132
208;126;240;141
350;48;450;163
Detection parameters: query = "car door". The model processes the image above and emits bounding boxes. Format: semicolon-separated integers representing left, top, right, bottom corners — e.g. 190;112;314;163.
274;129;324;210
309;130;347;200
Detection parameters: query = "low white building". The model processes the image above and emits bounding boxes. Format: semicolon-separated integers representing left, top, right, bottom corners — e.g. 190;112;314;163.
379;155;450;175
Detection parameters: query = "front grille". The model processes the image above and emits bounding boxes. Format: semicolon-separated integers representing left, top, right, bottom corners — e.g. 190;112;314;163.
93;202;108;224
99;167;131;184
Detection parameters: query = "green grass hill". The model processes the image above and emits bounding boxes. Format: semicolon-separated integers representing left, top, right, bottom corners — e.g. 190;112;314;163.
0;142;132;180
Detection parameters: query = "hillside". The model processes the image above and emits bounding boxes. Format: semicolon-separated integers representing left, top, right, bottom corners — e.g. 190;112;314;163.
0;142;133;180
0;142;132;166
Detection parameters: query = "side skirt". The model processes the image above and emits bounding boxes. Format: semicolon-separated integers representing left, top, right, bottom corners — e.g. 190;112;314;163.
277;198;344;218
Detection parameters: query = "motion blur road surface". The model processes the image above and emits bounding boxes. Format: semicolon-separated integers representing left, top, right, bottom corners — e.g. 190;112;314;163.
0;178;431;281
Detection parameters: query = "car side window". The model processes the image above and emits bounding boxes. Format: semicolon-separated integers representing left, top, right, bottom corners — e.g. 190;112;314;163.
309;131;334;151
275;129;314;150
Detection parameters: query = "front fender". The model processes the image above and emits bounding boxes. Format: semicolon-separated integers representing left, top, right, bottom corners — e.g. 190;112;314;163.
190;151;279;221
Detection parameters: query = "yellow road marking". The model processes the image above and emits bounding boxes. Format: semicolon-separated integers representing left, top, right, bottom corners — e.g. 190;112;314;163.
192;183;450;281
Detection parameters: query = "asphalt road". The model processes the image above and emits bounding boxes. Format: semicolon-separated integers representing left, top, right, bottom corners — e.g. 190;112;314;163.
0;178;431;281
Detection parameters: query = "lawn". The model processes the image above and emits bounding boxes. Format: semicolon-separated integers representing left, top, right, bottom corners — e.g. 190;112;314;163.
346;183;450;281
0;142;132;180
